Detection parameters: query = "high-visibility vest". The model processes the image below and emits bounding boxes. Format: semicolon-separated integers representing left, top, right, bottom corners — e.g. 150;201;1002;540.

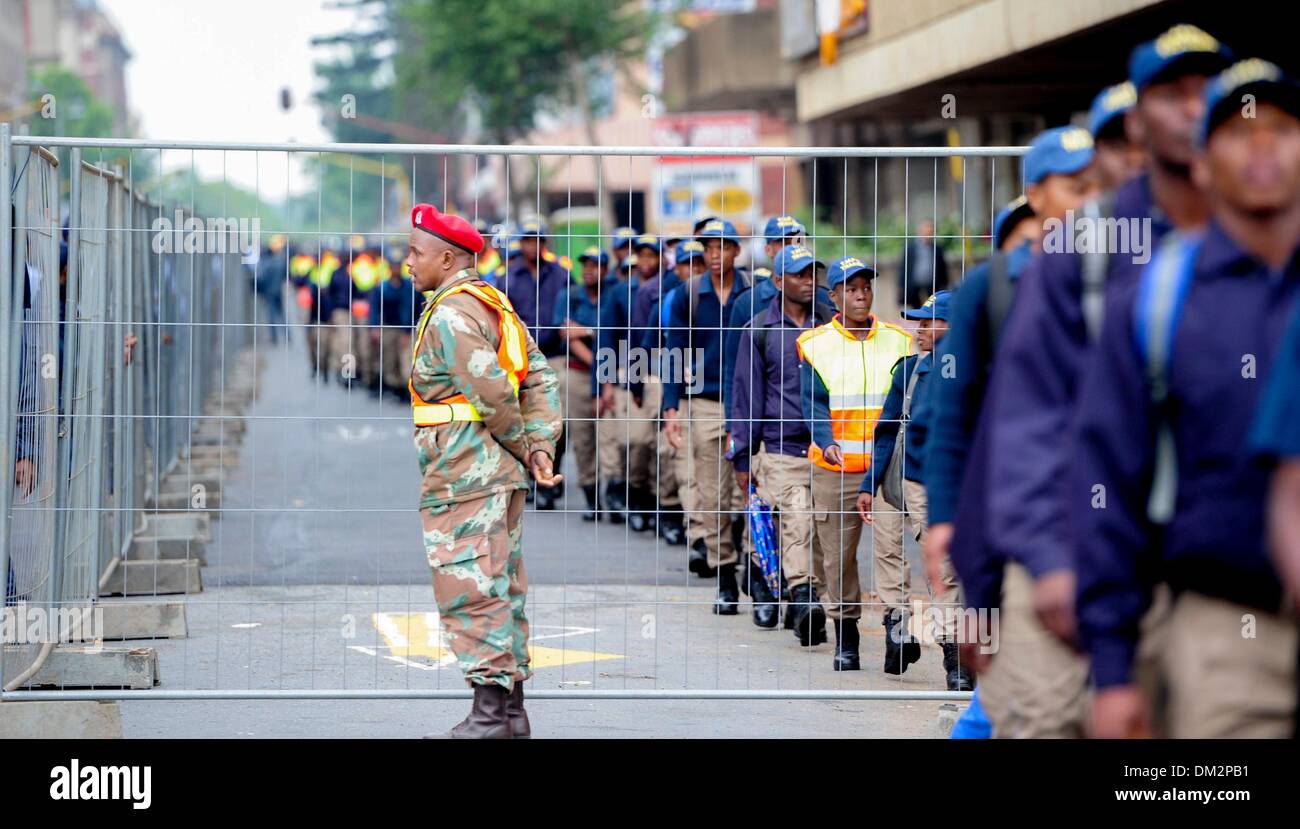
310;252;341;287
350;253;380;292
796;315;913;473
410;278;530;426
477;248;502;277
290;254;316;278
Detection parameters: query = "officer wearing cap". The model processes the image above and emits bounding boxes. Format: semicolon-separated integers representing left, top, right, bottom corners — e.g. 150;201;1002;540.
503;217;572;510
610;226;639;265
407;203;562;739
855;289;968;686
1074;58;1300;739
637;239;708;546
664;218;753;609
255;234;288;344
732;244;835;631
991;196;1037;253
370;241;417;398
797;256;913;659
1088;81;1144;191
972;27;1233;739
553;246;608;521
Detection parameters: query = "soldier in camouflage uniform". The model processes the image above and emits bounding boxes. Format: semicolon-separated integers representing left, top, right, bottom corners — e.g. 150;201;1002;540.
405;203;562;739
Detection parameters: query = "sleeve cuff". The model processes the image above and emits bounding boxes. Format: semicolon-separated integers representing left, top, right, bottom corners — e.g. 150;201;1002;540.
1088;636;1137;689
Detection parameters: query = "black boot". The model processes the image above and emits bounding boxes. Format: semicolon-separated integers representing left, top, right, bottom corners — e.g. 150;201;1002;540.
832;618;861;671
882;608;922;675
506;681;531;738
740;557;778;628
581;485;600;522
628;487;655;533
942;642;974;691
604;480;627;525
688;538;716;578
425;683;511;739
713;564;739;615
790;584;827;646
658;507;686;545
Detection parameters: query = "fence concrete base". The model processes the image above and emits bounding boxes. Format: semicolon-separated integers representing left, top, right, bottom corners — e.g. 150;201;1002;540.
129;512;210;564
6;645;159;689
146;480;223;512
99;601;188;640
0;701;122;738
934;703;961;738
102;560;202;596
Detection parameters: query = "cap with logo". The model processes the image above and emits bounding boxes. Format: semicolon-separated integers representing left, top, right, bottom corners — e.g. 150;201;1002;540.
827;256;875;289
411;203;484;254
1088;81;1137;139
772;244;823;275
611;226;638;248
1128;24;1233;92
693;215;721;235
1024;126;1095;185
634;233;661;253
992;195;1036;250
763;215;807;243
1201;58;1300;146
696;218;741;245
902;289;952;322
518;217;548;239
578;246;610;267
675;239;705;263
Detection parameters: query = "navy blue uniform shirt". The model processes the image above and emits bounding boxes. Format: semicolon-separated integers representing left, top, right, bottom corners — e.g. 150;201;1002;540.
730;300;818;473
663;269;750;412
865;352;935;492
1072;220;1300;688
1249;301;1300;461
502;257;570;358
985;174;1175;581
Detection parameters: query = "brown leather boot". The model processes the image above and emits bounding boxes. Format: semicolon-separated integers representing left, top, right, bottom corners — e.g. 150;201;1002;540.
424;684;511;739
506;681;531;739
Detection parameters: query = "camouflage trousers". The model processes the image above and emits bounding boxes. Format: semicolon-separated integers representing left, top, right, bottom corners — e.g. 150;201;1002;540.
420;488;531;690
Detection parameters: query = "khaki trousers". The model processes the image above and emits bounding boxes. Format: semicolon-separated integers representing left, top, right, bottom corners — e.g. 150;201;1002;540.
598;385;654;489
1160;590;1298;738
644;378;681;508
554;361;598;488
682;396;738;567
380;329;409;389
757;452;820;590
979;562;1089;739
810;465;863;620
871;479;960;637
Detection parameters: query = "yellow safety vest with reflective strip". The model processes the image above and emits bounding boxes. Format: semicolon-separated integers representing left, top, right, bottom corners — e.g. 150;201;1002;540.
350;254;380;292
796;315;913;473
410;278;530;426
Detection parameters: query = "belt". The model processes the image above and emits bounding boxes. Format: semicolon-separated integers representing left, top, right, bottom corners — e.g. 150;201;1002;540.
412;402;482;425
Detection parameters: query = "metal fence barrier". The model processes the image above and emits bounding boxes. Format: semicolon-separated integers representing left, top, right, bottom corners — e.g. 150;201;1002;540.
2;130;1028;704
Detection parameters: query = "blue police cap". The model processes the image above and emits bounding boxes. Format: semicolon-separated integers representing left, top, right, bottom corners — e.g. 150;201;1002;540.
620;254;637;272
634;233;661;253
827;256;875;289
772;244;823;276
578;246;610;267
675;239;705;263
519;217;547;238
696;218;741;245
1088;81;1137;139
507;239;522;257
1024;126;1094;185
1128;24;1232;92
763;215;806;243
992;195;1035;250
693;215;720;235
902;289;952;322
611;226;638;247
1201;58;1300;146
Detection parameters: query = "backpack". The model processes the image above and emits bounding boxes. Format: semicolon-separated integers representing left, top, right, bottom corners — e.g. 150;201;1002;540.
1133;231;1202;525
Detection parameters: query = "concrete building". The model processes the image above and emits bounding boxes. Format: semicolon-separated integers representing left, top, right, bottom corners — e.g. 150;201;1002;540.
24;0;132;136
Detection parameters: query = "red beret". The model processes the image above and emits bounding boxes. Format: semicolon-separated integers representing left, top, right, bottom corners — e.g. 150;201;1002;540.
411;203;484;254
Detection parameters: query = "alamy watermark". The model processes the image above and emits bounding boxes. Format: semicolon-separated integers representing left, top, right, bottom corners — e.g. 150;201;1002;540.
889;602;1000;655
595;342;703;392
1042;208;1153;265
2;604;104;649
151;210;261;264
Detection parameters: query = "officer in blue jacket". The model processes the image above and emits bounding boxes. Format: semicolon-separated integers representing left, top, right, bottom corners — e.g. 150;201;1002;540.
1251;303;1300;612
976;26;1233;739
1074;59;1300;739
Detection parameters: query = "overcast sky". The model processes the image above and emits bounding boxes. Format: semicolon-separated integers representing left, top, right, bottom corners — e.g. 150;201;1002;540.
101;0;360;196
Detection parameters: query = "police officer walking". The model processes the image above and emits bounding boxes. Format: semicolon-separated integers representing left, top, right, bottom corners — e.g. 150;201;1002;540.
406;203;563;739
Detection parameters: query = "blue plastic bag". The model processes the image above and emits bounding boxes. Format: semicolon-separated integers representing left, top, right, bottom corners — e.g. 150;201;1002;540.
747;485;781;595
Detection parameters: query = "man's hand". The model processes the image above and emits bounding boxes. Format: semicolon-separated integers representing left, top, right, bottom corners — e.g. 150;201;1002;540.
123;332;138;366
665;408;682;450
823;444;844;469
370;329;381;345
597;385;617;418
1033;569;1078;646
856;490;873;524
735;469;750;493
1091;685;1152;739
529;450;563;488
957;610;994;677
14;458;35;496
923;522;954;595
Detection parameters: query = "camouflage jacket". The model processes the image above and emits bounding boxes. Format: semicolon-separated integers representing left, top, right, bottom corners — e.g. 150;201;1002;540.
411;269;563;508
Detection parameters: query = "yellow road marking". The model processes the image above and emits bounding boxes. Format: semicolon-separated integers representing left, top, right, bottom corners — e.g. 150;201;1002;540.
371;612;622;669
